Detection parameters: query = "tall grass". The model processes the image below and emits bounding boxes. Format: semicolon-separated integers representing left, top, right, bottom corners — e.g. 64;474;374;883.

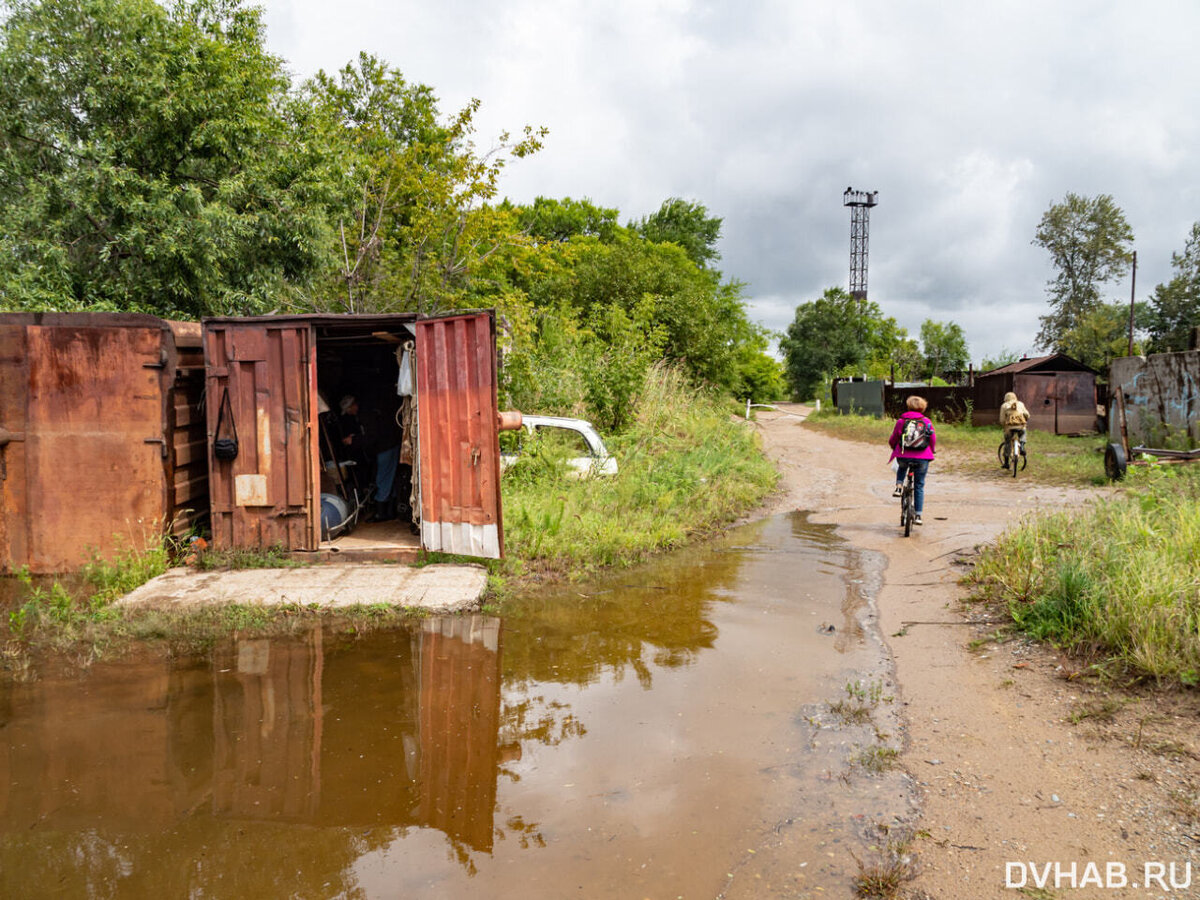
502;364;779;579
967;465;1200;684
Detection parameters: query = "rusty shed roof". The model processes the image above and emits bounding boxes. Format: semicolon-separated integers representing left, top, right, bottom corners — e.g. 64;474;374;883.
978;353;1098;378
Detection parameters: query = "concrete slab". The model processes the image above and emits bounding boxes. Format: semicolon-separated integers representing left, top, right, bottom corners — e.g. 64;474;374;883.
118;563;489;613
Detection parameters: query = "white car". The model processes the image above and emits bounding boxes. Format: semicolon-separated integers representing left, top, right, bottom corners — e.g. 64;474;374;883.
501;415;618;478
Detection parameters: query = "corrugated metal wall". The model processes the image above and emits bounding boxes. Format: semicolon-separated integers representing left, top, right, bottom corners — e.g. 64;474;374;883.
205;323;317;552
415;313;504;558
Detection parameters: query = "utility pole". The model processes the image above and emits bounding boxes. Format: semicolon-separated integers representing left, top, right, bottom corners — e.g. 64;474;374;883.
843;187;879;313
1127;250;1138;356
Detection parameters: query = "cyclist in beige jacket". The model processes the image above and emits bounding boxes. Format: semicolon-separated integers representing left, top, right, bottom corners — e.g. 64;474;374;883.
999;391;1030;461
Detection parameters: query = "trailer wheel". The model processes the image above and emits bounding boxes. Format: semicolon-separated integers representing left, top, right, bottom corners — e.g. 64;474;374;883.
1104;442;1127;481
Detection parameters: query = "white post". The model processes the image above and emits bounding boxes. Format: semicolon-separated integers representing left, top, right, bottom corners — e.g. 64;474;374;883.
815;399;821;412
746;398;751;419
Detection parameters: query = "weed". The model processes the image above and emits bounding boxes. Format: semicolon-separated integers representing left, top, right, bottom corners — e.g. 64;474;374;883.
829;699;873;725
855;744;900;774
850;831;917;899
1167;787;1200;824
1067;697;1126;724
967;465;1200;684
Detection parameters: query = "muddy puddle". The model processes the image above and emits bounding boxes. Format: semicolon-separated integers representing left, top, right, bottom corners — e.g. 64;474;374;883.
0;513;915;898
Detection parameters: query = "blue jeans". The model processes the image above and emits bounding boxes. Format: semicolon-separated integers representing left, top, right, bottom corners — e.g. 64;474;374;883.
896;458;930;514
375;445;400;502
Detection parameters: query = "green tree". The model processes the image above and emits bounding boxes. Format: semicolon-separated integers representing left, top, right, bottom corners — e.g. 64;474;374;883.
298;55;546;314
0;0;333;316
979;348;1021;372
1033;193;1134;351
511;196;620;243
919;319;970;380
780;287;916;400
633;198;723;269
1058;301;1147;370
1146;222;1200;353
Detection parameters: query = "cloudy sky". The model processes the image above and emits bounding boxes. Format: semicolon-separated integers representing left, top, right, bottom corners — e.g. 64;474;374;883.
261;0;1200;363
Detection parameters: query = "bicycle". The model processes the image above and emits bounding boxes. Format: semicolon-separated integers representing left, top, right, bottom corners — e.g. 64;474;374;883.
898;466;917;537
997;429;1027;478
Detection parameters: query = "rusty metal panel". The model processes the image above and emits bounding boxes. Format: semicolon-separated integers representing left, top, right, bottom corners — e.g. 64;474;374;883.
1014;374;1057;433
0;324;31;570
205;322;316;552
1054;372;1098;434
1110;351;1200;446
415;313;504;558
0;320;171;572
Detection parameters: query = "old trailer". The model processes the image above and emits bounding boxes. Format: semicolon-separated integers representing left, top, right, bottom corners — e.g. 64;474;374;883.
202;310;515;561
0;313;207;573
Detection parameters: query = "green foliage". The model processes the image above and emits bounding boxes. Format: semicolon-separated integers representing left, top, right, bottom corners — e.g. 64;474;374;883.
501;364;778;578
968;465;1200;683
780;287;918;400
8;538;168;640
0;0;333;316
1033;193;1135;351
1146;221;1200;353
633;197;723;269
511;196;620;243
1057;301;1146;371
579;300;666;432
298;54;546;314
919;319;970;379
979;348;1021;372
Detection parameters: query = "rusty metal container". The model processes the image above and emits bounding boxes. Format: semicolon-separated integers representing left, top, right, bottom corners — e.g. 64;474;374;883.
0;313;208;573
202;310;506;559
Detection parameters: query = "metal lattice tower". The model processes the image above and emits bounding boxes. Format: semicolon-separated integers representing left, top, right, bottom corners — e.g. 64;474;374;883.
843;187;878;301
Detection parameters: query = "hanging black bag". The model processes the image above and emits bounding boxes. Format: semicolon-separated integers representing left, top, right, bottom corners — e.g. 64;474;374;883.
213;389;239;461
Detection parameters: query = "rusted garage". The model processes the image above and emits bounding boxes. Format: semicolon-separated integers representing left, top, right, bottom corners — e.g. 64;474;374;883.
0;313;208;574
973;354;1100;435
203;310;514;561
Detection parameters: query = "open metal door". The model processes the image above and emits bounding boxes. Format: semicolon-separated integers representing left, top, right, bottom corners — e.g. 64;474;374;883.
414;313;504;558
204;321;318;551
0;317;171;573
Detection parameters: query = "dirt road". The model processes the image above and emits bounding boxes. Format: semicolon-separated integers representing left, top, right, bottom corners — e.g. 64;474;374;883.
755;404;1198;899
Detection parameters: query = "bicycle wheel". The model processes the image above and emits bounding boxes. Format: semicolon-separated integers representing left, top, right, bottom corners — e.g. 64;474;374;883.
997;441;1007;468
1011;437;1019;478
903;489;914;537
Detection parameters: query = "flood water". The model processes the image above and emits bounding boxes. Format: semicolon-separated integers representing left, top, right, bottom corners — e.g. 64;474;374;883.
0;513;915;898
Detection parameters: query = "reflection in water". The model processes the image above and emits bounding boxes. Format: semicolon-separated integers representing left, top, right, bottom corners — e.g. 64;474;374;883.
0;616;502;898
1;513;907;898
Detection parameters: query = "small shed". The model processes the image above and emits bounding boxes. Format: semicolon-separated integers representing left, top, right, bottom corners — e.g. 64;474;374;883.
203;310;513;561
973;353;1099;434
0;313;207;573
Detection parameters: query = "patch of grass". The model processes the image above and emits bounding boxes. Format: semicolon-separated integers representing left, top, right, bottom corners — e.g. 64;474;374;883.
851;828;918;899
829;699;873;725
501;364;779;581
967;465;1200;685
804;409;1107;487
191;544;302;570
854;744;900;774
1067;697;1126;724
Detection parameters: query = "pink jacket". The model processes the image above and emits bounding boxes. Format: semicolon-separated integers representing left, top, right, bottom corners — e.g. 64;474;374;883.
888;411;937;461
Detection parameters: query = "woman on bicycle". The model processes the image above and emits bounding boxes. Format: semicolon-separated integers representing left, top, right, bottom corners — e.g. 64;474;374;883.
888;396;937;526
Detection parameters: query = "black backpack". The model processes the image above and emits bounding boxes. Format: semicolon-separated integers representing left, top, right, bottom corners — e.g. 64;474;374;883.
900;418;931;451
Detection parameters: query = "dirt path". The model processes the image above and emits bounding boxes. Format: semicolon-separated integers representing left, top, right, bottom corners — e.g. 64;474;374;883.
754;404;1199;899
